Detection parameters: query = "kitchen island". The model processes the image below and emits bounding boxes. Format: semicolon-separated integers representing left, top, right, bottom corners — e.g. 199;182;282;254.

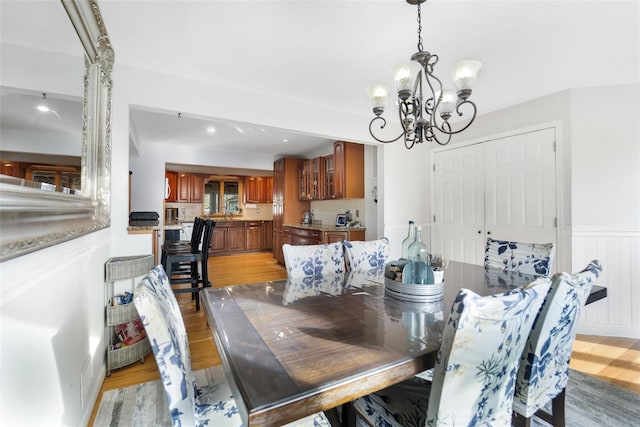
282;223;365;246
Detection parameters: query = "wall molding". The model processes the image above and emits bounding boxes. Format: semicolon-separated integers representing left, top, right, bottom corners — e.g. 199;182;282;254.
572;228;639;339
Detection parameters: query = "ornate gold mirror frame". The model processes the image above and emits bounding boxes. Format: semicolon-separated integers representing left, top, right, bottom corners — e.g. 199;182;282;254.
0;0;113;261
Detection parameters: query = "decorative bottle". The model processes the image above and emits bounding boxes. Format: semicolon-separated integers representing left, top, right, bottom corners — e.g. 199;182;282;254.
401;220;416;260
402;226;435;284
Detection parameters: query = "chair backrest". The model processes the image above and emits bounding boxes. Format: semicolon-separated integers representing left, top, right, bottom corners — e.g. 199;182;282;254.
426;277;551;427
134;265;198;426
343;238;389;272
200;219;215;255
190;217;205;252
484;237;555;276
282;242;345;278
513;259;602;417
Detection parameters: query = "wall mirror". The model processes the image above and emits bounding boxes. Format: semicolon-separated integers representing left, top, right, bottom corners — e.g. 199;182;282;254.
0;0;114;261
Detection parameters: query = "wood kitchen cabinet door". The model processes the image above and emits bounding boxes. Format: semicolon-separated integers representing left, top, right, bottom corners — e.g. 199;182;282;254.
190;174;203;202
210;227;226;253
177;172;190;202
333;141;364;199
323;155;334;199
246;222;263;250
227;226;246;251
265;176;274;203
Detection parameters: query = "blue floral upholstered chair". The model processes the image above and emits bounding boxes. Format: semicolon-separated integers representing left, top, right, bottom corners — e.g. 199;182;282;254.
349;277;551;427
282;242;346;278
512;260;602;427
343;238;390;272
484;237;556;276
134;265;330;427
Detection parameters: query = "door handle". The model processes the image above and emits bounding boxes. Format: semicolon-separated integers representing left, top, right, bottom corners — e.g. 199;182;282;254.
478;230;482;234
487;231;492;235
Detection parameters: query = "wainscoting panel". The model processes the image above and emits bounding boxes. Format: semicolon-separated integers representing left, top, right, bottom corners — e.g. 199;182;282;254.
572;228;639;338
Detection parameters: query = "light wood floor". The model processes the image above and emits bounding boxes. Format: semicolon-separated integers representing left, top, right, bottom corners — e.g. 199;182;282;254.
88;252;640;425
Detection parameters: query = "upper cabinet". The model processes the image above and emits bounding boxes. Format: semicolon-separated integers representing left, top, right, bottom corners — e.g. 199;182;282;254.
165;171;178;202
176;172;203;203
298;142;363;200
323;155;335;199
333;141;364;199
244;176;273;203
299;157;325;201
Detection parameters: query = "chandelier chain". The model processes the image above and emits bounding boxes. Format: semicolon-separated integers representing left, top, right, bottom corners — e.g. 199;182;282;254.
417;3;423;52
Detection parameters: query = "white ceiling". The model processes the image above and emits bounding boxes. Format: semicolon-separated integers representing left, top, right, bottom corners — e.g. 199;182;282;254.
2;1;639;167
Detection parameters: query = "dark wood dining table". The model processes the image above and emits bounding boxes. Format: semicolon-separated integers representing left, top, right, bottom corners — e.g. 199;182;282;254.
201;261;606;427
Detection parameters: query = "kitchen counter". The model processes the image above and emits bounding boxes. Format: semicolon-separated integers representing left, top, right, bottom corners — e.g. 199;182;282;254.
284;223;366;232
127;225;160;231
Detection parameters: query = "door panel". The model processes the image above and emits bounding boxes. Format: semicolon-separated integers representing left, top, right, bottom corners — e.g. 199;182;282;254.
432;143;485;264
484;128;556;245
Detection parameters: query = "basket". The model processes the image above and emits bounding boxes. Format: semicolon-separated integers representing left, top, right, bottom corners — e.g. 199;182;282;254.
107;337;151;372
105;254;155;282
106;303;139;325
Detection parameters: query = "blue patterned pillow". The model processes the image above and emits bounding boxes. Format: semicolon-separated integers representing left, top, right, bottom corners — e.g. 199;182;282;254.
484;237;555;276
282;242;345;278
344;238;390;272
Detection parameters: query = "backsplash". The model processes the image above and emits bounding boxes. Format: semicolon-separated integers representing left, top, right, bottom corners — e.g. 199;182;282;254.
165;199;365;225
165;202;273;222
310;199;365;226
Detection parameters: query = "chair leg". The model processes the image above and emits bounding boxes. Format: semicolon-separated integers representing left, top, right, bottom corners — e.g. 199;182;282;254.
512;412;531;427
341;402;357;427
551;388;566;427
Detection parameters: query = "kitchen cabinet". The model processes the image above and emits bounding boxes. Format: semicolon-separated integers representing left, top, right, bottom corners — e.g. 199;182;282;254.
209;220;273;255
244;176;273;203
299;157;324;200
273;158;311;264
289;227;322;245
280;226;366;258
263;220;273;249
227;224;246;251
177;172;203;203
246;221;263;250
1;161;22;178
323;155;335;199
333;141;364;199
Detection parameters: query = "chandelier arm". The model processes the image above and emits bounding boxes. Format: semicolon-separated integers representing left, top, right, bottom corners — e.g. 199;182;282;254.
422;66;444;117
368;116;405;144
430;99;478;135
427;122;453;145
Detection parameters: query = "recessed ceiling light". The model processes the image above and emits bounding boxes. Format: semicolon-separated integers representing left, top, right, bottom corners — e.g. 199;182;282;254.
281;139;288;143
206;126;216;134
37;105;50;112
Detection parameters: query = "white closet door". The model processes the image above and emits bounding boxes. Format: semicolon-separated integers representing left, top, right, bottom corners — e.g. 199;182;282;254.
484;128;557;246
432;143;485;264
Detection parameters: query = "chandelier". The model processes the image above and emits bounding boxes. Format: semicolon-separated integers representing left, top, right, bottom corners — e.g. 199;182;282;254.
366;0;482;148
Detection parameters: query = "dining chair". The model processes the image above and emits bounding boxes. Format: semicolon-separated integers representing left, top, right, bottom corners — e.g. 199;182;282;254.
282;242;346;278
484;237;556;276
165;219;214;311
343;237;389;272
512;259;602;427
133;264;331;427
349;277;551;427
